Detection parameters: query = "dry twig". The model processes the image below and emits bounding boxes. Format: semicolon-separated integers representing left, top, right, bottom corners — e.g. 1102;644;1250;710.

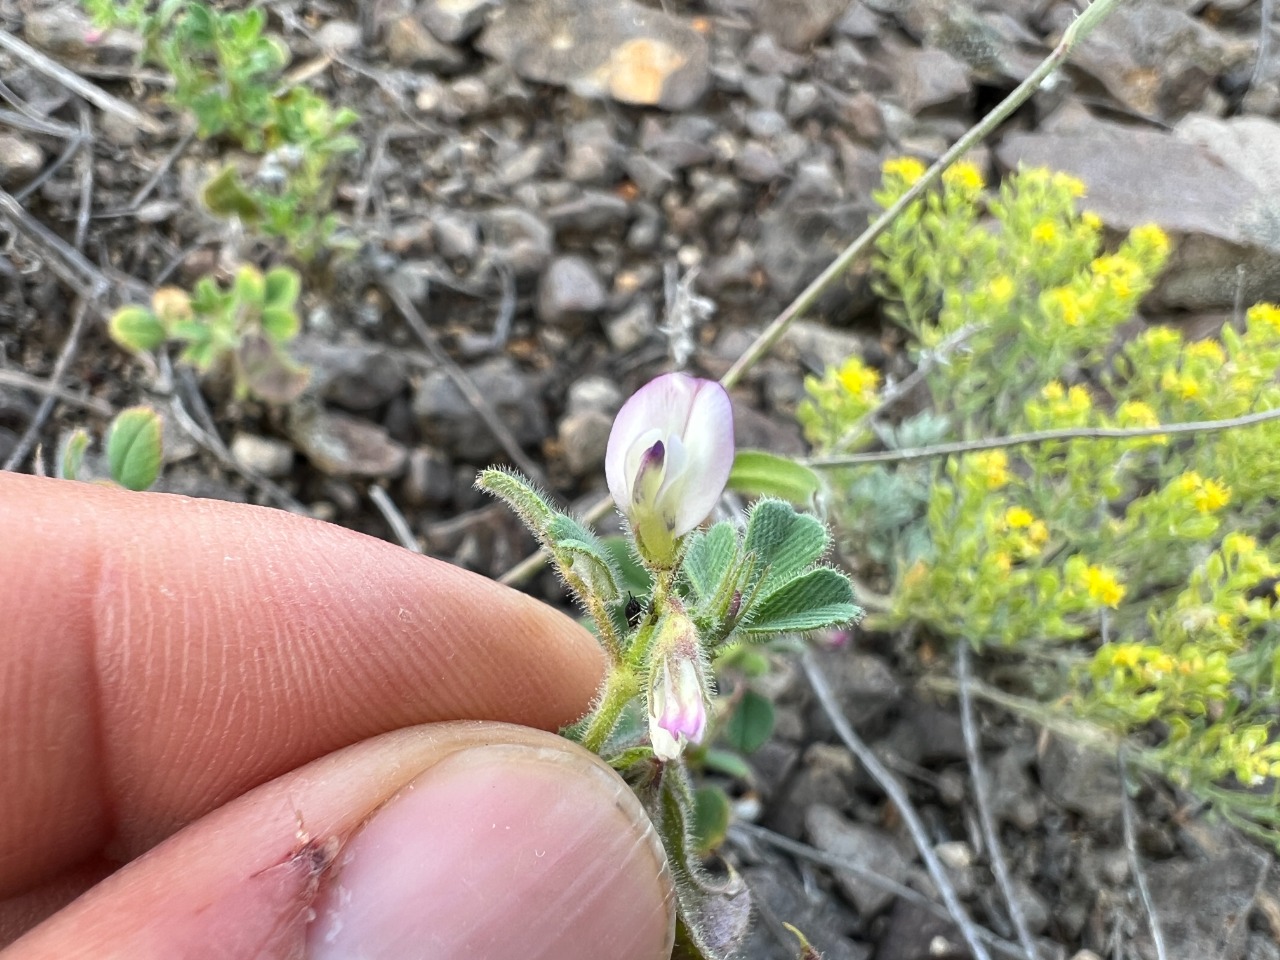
958;643;1041;960
369;485;421;553
1119;750;1168;960
0;28;164;135
0;369;113;417
801;650;996;960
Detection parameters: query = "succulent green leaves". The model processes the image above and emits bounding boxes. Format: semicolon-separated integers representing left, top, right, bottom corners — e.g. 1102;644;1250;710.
106;406;164;491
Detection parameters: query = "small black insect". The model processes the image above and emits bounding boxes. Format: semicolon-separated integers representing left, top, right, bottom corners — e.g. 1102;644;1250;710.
624;593;644;628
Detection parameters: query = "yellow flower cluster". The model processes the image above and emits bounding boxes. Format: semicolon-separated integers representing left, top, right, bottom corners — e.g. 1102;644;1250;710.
836;356;881;399
942;161;984;194
1174;471;1231;514
969;450;1010;490
1080;564;1126;608
1247;302;1280;335
883;156;926;187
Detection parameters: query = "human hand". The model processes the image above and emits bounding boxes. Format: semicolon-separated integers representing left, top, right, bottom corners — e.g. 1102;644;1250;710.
0;473;674;959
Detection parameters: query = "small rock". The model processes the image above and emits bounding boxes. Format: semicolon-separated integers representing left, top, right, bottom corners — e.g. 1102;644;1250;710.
412;356;549;460
769;744;858;839
805;649;902;734
990;746;1040;831
901;47;972;114
1039;735;1122;819
483;206;555;277
640;115;718;169
754;0;851;50
537;256;607;326
432;211;481;262
806;804;915;917
386;15;468;72
545;191;631;234
229;433;294;478
743;33;808;77
421;0;496;43
314;19;363;52
288;409;407;478
402;446;454;507
742;73;785;110
743;864;870;960
24;5;136;60
290;339;408;412
566;375;623;417
879;898;964;960
558;410;613;477
476;0;709;110
0;135;43;187
735;140;786;183
605;299;657;352
563;118;621;184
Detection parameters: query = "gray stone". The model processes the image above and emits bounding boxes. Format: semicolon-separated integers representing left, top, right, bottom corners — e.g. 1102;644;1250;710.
805;650;902;732
287;409;407;478
476;0;710;110
482;206;554;277
605;299;657;352
229;433;294;478
432;211;480;262
768;743;858;838
290;340;408;412
412;356;549;459
386;15;468;72
1038;735;1122;819
402;446;455;507
558;410;613;476
754;0;852;50
742;864;871;960
901;47;972;114
565;375;623;418
806;803;916;917
997;116;1280;310
545;191;631;234
314;20;363;52
989;746;1040;831
420;0;497;43
742;73;786;111
0;135;43;187
640;115;718;169
1139;841;1270;960
744;33;808;77
563;119;620;184
537;256;607;325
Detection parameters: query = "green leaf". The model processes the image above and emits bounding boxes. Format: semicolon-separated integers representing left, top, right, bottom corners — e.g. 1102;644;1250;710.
727;449;821;505
263;267;301;310
475;468;557;538
106;406;164;491
59;428;90;481
743;499;830;590
109;306;167;352
692;786;732;855
546;513;621;603
259;305;300;343
233;265;266;311
741;567;860;637
202;166;263;221
681;522;740;604
700;747;753;780
723;689;775;754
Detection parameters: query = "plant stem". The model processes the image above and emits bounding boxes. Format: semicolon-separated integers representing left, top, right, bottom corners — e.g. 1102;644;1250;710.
580;665;639;755
719;0;1126;391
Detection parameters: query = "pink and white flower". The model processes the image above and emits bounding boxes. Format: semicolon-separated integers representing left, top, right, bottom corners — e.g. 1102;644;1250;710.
605;373;734;565
646;606;709;761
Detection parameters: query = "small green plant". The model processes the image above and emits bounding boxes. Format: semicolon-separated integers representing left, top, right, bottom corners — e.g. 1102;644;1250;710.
109;264;309;404
84;1;359;259
480;372;859;959
60;405;165;491
801;159;1280;844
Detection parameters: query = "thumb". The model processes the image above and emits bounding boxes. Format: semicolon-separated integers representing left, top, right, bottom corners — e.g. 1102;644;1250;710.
5;723;675;960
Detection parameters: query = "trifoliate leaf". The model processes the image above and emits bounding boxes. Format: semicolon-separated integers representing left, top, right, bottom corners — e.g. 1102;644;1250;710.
727;449;821;505
109;306;167;353
741;567;860;637
743;499;830;590
106;406;163;491
263;267;301;311
682;522;740;603
723;689;775;754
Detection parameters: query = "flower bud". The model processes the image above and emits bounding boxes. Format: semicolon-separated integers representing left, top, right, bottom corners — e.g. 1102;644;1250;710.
646;605;710;761
605;373;734;566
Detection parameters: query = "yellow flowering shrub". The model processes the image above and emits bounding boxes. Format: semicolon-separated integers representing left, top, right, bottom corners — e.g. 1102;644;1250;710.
805;161;1280;844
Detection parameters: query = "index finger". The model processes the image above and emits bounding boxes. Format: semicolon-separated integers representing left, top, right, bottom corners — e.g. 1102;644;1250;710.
0;473;601;897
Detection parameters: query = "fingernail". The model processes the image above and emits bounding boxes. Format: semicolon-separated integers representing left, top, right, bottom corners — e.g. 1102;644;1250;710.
306;743;674;960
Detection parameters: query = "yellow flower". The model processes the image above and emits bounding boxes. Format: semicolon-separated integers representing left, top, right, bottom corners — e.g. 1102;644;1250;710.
1091;254;1139;299
1116;400;1158;428
943;161;984;193
1005;506;1035;529
1053;172;1087;198
1066;385;1092;413
1130;223;1170;257
1160;369;1201;400
1044;287;1084;326
836;357;881;397
1247;302;1280;336
1194;477;1230;514
1111;644;1143;669
1082;564;1126;608
987;275;1015;305
993;552;1012;573
1027;520;1049;547
970;450;1010;490
1185;339;1225;365
884;156;926;186
1081;211;1103;232
1041;381;1065;401
1031;220;1058;244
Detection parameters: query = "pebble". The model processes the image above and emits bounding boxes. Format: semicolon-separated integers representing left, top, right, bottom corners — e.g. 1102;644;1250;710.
563;119;621;184
229;433;294;478
289;339;407;412
0;135;43;187
432;211;481;262
385;15;468;72
420;0;496;43
537;255;607;326
483;206;555;277
565;375;623;418
402;446;455;507
287;409;407;478
557;410;613;476
805;803;915;917
314;20;362;52
605;299;657;352
411;356;549;460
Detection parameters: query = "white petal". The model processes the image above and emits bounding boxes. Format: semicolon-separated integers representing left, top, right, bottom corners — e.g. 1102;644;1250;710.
667;380;734;536
606;375;696;506
649;720;683;761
